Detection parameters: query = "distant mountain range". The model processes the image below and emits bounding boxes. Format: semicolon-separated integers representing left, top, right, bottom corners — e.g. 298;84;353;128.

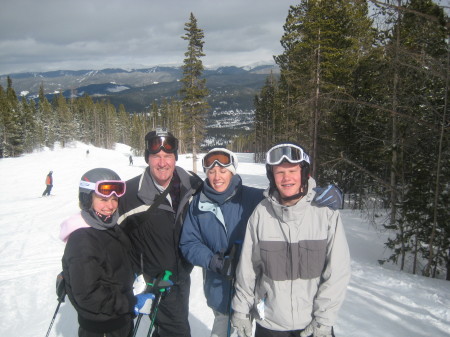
1;64;279;145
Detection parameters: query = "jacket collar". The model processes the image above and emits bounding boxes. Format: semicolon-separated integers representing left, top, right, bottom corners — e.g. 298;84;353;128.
266;177;317;224
137;166;202;205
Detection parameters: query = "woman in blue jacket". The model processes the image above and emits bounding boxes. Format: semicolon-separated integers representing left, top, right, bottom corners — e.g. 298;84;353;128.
180;148;264;337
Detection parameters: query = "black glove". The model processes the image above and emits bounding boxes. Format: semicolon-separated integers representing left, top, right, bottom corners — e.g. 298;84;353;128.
209;253;226;274
55;271;66;302
311;184;343;210
209;243;239;280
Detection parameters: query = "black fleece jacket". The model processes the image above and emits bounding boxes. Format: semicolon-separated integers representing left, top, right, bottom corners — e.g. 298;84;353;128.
118;166;203;284
62;224;135;333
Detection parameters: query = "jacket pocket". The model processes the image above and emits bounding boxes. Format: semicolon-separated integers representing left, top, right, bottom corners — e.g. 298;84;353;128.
298;239;327;279
259;241;288;281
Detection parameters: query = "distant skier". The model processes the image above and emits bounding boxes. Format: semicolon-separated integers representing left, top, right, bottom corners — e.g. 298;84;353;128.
42;171;53;197
86;149;90;156
129;155;133;166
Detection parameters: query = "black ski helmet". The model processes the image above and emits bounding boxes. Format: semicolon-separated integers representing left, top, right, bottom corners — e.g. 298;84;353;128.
265;142;310;198
144;128;178;163
78;168;122;210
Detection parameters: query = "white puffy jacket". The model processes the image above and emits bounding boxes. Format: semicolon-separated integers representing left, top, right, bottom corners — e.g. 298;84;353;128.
232;177;351;331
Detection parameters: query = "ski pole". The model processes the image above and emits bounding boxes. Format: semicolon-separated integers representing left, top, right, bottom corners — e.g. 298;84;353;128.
45;299;63;337
132;314;143;337
227;277;235;337
45;272;66;337
132;256;146;337
226;241;242;337
147;270;172;337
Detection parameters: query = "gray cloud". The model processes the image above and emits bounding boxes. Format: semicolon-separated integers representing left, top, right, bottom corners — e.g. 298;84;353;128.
0;0;296;74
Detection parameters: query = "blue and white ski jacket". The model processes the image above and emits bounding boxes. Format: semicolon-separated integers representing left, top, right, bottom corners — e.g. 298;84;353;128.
180;175;264;314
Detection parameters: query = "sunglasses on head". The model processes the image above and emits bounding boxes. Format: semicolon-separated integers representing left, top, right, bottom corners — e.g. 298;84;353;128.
266;144;310;166
146;135;178;154
79;180;126;198
202;151;234;170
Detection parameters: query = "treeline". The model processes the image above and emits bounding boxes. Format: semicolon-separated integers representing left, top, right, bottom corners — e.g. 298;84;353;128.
0;78;188;157
249;0;449;279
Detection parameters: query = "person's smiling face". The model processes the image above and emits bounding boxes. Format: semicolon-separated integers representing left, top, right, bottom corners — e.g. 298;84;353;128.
148;151;176;188
273;162;302;203
91;193;119;216
207;165;233;193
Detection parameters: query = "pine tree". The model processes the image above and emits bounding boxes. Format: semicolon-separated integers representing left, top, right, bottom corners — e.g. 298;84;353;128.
130;113;147;155
75;94;96;145
38;84;56;149
0;84;6;157
379;0;449;278
117;104;131;147
342;0;449;278
54;93;74;147
253;72;281;162
274;0;374;176
104;102;118;149
166;99;185;153
20;96;37;153
0;77;24;157
180;13;209;173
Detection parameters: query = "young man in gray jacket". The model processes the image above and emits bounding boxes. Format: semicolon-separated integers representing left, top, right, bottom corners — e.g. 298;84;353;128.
231;142;351;337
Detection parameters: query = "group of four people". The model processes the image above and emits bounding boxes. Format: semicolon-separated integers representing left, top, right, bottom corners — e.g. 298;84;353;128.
59;128;350;337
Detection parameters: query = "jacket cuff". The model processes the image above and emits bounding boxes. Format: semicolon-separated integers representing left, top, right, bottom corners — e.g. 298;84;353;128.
233;312;251;319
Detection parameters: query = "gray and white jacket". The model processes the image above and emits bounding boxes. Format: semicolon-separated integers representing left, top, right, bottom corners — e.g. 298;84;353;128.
231;177;351;331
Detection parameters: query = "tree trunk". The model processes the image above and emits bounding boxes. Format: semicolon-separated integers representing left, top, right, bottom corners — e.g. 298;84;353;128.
311;28;321;178
446;248;450;281
192;123;197;174
427;28;449;278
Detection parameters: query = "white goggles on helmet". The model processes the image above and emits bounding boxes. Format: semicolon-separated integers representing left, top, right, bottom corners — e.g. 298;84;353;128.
266;144;310;166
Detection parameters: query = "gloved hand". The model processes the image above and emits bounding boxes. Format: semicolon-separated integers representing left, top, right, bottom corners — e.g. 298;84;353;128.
231;312;252;337
209;253;225;273
209;253;233;277
133;273;173;295
150;273;173;293
134;293;155;315
55;271;66;302
311;184;343;210
210;246;239;280
299;319;333;337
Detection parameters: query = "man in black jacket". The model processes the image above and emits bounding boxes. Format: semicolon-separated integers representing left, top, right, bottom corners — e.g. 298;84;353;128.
118;128;203;337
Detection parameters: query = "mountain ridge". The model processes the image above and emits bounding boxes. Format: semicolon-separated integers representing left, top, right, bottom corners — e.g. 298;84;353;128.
1;64;278;94
1;64;280;146
2;64;279;112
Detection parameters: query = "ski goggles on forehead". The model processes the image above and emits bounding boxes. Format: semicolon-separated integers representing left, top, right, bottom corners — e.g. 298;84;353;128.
146;135;178;154
202;151;235;170
79;180;126;198
266;144;310;165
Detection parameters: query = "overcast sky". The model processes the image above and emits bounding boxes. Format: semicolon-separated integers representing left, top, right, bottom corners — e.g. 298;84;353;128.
0;0;297;75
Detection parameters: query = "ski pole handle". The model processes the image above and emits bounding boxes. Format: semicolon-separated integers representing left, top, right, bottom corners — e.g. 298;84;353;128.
147;270;172;337
160;270;172;293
